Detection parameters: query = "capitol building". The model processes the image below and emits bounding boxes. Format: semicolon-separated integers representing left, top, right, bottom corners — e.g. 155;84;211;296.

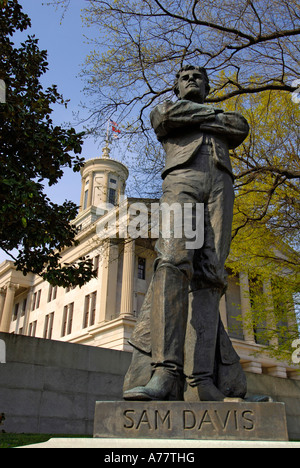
0;145;299;382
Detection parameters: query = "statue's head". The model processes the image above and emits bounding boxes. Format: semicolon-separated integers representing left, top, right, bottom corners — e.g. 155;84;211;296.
174;65;210;103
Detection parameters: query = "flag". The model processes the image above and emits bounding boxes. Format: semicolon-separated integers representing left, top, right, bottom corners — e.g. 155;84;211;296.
110;119;121;137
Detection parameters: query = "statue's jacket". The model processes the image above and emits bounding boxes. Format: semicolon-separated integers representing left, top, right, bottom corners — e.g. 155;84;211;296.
150;99;249;180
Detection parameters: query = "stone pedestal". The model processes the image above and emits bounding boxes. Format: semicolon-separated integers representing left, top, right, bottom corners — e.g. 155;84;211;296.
94;401;288;441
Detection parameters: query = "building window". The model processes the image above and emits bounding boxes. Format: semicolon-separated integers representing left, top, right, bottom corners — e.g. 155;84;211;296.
44;312;54;339
110;178;117;184
108;188;116;206
61;303;74;337
13;303;19;321
93;255;100;276
83;189;89;210
83;292;97;328
28;321;37;337
48;285;57;303
21;298;27;317
32;290;41;311
138;257;146;280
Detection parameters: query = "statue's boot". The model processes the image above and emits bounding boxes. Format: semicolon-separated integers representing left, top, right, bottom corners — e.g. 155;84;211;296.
123;367;179;401
124;265;189;401
184;288;227;402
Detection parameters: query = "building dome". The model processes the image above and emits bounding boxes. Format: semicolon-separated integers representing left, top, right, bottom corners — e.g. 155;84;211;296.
75;144;129;230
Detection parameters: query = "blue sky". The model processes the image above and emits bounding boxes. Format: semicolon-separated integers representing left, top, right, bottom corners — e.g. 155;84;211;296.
18;0;102;162
0;0;112;263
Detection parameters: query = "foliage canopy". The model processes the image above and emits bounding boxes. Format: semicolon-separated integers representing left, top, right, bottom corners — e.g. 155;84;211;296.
0;0;96;287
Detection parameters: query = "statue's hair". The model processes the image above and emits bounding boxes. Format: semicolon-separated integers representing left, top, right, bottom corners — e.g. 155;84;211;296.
173;65;210;99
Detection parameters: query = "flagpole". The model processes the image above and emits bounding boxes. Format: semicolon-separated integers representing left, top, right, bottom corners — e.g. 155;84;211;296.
106;120;110;144
102;120;111;159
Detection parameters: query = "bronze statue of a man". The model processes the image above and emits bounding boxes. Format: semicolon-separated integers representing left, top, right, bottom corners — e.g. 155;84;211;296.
123;65;249;402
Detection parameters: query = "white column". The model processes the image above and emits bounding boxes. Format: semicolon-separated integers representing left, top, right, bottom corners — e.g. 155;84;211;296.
263;278;279;347
120;239;135;317
79;177;86;212
106;243;119;320
98;242;119;323
23;287;34;336
98;242;109;324
87;172;94;208
0;288;6;326
266;366;287;378
239;271;255;343
242;361;262;374
0;283;19;333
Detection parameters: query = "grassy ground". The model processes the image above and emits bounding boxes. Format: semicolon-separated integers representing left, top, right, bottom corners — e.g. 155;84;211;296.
0;433;92;448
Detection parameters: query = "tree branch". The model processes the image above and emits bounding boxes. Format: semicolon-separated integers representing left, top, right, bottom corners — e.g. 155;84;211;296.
208;83;294;103
153;0;256;42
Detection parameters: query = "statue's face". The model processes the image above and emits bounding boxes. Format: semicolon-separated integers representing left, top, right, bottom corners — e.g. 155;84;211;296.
177;69;207;103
